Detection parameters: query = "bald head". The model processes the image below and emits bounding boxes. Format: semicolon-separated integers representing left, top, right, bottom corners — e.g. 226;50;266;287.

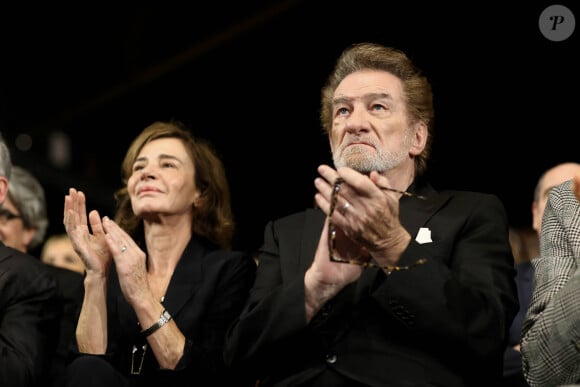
532;162;580;233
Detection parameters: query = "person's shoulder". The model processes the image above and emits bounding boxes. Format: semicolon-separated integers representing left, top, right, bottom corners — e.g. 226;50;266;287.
43;265;85;301
199;240;254;265
44;264;84;283
0;242;47;271
549;178;575;200
440;189;498;199
434;189;508;220
437;189;503;206
202;248;256;278
0;243;59;290
545;179;579;222
554;178;574;191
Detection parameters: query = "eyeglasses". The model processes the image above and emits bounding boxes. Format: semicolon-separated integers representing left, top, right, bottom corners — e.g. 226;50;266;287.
0;208;23;225
328;177;427;271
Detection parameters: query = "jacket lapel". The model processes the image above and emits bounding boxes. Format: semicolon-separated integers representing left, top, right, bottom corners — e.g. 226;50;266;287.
162;237;204;316
399;183;450;237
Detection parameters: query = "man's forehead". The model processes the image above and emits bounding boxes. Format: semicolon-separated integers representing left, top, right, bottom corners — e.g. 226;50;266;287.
335;70;403;96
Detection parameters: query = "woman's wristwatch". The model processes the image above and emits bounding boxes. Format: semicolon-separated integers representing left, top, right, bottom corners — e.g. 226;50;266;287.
141;309;172;337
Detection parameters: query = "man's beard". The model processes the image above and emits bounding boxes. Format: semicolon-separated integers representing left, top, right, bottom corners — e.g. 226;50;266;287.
333;132;411;174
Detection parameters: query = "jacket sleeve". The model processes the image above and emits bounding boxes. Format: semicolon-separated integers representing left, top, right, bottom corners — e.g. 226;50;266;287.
0;256;62;387
521;180;580;386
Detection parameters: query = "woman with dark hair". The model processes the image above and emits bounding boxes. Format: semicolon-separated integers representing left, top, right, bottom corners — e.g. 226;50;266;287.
63;120;256;386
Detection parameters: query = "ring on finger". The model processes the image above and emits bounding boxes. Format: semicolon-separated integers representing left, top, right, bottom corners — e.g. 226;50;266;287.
341;201;351;215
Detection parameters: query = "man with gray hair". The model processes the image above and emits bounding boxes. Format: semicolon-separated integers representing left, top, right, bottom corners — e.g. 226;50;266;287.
0;165;49;254
0;132;62;387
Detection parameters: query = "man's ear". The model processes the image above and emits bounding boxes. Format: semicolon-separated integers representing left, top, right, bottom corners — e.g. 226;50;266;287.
0;176;8;204
409;122;427;156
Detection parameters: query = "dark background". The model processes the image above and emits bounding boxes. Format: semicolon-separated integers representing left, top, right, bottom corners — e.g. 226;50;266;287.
0;1;577;255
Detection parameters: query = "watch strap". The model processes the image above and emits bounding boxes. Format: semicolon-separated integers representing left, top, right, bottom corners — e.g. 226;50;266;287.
140;309;172;337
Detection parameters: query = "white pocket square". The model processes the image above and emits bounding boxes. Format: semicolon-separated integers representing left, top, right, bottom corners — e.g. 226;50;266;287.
415;227;432;244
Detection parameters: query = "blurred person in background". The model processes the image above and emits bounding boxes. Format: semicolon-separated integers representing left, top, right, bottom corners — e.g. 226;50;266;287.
521;173;580;386
502;162;580;386
0;163;85;387
41;233;85;274
0;165;48;255
0;133;61;387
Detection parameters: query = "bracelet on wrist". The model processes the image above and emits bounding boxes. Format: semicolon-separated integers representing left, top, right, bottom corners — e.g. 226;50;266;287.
140;309;172;337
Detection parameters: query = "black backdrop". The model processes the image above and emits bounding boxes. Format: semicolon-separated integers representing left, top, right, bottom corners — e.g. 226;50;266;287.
1;1;577;255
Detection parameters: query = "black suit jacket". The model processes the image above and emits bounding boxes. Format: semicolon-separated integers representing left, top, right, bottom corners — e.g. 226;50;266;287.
224;182;519;387
43;265;84;387
69;236;256;387
0;243;62;387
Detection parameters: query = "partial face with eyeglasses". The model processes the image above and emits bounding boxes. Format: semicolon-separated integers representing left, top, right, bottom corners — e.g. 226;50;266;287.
0;196;35;253
329;70;426;176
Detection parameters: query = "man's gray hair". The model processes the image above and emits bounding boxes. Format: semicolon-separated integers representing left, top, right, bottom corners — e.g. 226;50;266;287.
8;166;49;249
0;132;12;179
